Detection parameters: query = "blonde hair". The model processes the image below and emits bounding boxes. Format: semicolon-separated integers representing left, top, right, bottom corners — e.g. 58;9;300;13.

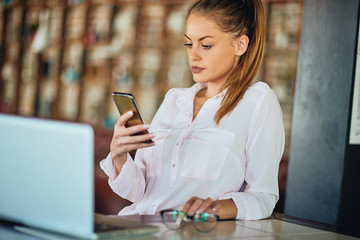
187;0;266;125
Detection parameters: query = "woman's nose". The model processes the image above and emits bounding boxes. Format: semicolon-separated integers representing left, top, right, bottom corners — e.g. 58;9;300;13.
188;48;201;62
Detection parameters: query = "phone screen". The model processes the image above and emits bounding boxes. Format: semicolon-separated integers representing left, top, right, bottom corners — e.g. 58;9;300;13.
112;92;152;143
112;92;144;127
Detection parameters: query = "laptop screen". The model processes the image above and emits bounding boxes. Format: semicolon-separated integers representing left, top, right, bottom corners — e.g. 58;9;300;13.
0;114;95;238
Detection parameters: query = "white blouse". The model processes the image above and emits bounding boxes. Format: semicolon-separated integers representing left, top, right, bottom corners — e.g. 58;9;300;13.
100;81;285;220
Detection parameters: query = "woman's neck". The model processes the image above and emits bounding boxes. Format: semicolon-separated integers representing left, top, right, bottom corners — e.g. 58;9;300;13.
199;82;223;99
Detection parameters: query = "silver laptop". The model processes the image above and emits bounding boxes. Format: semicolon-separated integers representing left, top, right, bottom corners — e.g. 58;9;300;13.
0;114;158;239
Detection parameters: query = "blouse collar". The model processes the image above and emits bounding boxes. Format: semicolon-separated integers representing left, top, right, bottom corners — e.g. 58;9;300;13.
175;83;227;116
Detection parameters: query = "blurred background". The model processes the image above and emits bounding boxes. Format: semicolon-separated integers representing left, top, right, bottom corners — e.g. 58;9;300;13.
0;0;303;215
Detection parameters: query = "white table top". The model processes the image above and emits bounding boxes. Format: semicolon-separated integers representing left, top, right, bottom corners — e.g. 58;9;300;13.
1;214;359;240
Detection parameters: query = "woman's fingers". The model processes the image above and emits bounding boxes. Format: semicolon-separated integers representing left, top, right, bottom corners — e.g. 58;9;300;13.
113;112;153;140
121;124;151;138
195;198;213;213
121;133;154;145
181;197;215;216
116;138;155;152
112;132;155;156
115;110;134;127
110;111;155;174
181;196;197;214
111;111;154;156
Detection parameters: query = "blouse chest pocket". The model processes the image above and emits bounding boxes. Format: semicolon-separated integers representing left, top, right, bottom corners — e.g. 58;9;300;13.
143;129;171;178
180;129;235;180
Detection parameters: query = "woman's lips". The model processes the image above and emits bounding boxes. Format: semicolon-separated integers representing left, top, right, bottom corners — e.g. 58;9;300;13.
191;66;205;74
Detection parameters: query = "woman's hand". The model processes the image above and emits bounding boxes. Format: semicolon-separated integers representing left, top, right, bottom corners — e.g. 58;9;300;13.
181;197;237;220
110;110;155;174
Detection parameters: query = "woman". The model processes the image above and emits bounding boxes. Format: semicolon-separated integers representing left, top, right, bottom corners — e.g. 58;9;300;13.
100;0;285;220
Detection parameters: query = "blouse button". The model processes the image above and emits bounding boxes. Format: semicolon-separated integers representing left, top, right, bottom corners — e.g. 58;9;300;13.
172;164;176;168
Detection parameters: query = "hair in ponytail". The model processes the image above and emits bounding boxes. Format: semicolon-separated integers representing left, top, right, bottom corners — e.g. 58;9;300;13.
187;0;266;125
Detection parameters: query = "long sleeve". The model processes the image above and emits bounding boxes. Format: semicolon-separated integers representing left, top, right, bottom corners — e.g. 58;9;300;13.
99;153;146;202
220;87;285;220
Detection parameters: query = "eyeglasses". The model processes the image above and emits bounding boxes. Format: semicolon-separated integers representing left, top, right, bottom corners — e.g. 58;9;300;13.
160;209;219;233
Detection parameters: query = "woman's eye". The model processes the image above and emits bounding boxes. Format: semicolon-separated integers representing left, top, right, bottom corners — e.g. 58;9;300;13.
202;45;212;50
184;43;192;48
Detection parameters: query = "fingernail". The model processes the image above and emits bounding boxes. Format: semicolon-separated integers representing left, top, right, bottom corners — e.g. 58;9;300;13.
143;124;150;129
127;111;133;116
176;217;183;226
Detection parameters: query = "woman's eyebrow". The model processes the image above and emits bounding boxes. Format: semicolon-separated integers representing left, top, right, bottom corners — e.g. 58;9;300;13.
185;34;215;41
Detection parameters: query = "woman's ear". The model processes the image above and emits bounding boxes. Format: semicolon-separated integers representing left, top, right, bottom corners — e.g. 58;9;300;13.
235;35;249;56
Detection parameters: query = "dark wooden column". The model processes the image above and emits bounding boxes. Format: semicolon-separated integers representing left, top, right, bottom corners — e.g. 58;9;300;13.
285;0;360;237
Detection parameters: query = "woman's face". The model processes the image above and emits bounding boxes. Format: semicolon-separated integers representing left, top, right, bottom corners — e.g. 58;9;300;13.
185;14;240;88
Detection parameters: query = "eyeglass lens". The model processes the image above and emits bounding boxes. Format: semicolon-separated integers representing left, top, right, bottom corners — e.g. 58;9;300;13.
161;210;186;229
161;210;218;232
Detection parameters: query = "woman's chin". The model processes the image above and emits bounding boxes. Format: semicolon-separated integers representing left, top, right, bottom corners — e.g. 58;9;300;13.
192;76;207;83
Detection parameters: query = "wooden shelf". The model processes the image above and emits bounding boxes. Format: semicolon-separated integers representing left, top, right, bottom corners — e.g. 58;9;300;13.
0;0;303;160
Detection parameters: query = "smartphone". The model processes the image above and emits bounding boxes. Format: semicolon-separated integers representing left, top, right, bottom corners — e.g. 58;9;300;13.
112;92;153;143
